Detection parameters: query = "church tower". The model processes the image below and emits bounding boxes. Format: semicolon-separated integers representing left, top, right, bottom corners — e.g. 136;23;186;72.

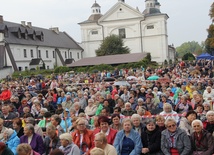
91;1;101;15
144;0;161;15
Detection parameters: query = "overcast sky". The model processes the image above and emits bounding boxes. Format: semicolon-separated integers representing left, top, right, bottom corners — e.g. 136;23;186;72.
0;0;213;47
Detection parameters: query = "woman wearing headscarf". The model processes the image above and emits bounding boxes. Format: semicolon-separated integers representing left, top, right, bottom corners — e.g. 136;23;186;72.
60;109;72;132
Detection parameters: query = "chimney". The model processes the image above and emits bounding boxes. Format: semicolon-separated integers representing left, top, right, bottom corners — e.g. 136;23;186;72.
27;22;32;28
49;27;59;34
21;21;26;27
0;15;3;23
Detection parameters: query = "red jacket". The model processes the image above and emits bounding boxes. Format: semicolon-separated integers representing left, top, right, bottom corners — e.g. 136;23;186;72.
72;129;94;154
0;89;11;101
93;128;117;145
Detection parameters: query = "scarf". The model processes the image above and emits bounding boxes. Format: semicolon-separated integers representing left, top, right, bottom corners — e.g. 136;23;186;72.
166;130;177;148
194;132;205;148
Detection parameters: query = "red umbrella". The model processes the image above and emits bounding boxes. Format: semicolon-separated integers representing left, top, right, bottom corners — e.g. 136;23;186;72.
157;77;171;83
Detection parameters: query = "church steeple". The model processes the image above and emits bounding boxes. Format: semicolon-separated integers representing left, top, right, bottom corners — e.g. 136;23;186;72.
118;0;125;2
91;0;101;15
143;0;161;15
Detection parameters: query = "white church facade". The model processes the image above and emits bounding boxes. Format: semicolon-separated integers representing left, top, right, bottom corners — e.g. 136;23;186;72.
79;0;175;63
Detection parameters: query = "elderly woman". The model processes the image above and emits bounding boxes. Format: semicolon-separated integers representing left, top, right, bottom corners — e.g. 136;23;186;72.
3;128;20;155
179;110;197;136
191;119;214;155
141;118;162;155
0;118;7;141
72;118;94;155
59;133;80;155
161;118;191;155
85;99;97;117
51;114;64;136
155;115;166;131
122;102;136;116
110;114;123;131
93;116;117;145
160;103;180;123
203;110;214;135
113;118;142;155
131;114;145;135
13;118;24;138
16;143;40;155
44;124;61;155
175;95;193;114
72;102;84;117
20;124;44;155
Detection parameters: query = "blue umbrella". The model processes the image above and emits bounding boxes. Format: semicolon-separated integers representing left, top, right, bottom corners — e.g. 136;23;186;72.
147;75;159;80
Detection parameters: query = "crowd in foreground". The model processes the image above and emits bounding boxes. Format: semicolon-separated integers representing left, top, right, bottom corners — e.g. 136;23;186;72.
0;59;214;155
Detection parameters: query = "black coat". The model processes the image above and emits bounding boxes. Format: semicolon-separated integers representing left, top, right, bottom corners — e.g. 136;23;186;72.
141;126;162;155
17;127;24;138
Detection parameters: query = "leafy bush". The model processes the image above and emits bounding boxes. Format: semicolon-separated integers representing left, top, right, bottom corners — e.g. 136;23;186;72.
54;66;70;73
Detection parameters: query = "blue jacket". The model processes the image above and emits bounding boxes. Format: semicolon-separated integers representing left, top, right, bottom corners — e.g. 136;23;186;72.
113;129;142;155
6;131;20;155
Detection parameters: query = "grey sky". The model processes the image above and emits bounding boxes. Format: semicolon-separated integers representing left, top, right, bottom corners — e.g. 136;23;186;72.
0;0;213;47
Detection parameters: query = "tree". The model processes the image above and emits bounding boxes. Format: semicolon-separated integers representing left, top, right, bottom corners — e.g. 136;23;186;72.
95;34;130;56
205;3;214;55
182;53;195;61
176;41;202;57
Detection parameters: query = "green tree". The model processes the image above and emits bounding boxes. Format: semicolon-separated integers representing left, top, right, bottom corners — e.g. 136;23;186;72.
176;41;202;57
182;53;195;61
95;34;130;56
205;3;214;54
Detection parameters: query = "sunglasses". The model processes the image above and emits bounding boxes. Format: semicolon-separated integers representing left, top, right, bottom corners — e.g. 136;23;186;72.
167;124;176;128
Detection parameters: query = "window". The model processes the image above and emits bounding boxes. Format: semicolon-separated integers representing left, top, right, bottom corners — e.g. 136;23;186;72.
25;33;28;39
30;49;33;58
25;66;28;70
53;51;55;58
147;25;154;29
65;52;67;59
91;30;98;35
70;52;72;58
119;28;126;38
46;50;49;58
38;50;41;58
23;49;27;58
77;53;80;59
18;67;22;71
18;31;21;39
47;66;49;69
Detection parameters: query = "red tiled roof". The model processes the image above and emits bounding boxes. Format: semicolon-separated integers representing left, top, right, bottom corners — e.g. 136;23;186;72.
68;53;147;67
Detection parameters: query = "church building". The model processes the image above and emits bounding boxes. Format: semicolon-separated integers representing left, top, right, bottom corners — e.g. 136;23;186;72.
79;0;175;63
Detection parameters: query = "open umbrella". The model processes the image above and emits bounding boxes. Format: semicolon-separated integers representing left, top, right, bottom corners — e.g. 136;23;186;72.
126;76;138;81
113;81;130;86
104;77;115;82
147;75;159;80
157;77;171;83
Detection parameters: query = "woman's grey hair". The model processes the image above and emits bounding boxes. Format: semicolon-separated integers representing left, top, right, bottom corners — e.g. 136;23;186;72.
145;118;156;125
46;124;56;131
26;117;35;125
163;103;172;111
191;119;203;128
206;110;214;118
73;102;80;107
40;108;48;113
164;118;176;126
25;124;35;133
122;118;132;126
88;99;94;103
131;114;142;122
33;99;40;104
125;102;131;107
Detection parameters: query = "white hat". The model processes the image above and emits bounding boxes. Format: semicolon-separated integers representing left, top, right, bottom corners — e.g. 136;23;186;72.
59;133;72;143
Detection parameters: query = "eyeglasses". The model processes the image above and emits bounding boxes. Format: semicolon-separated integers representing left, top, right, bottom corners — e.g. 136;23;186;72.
77;124;85;126
167;124;176;128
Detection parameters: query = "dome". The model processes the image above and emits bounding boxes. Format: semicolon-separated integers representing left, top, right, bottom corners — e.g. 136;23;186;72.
91;2;100;8
143;8;161;15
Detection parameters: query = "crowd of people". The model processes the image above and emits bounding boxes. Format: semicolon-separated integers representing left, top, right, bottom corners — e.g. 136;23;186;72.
0;59;214;155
